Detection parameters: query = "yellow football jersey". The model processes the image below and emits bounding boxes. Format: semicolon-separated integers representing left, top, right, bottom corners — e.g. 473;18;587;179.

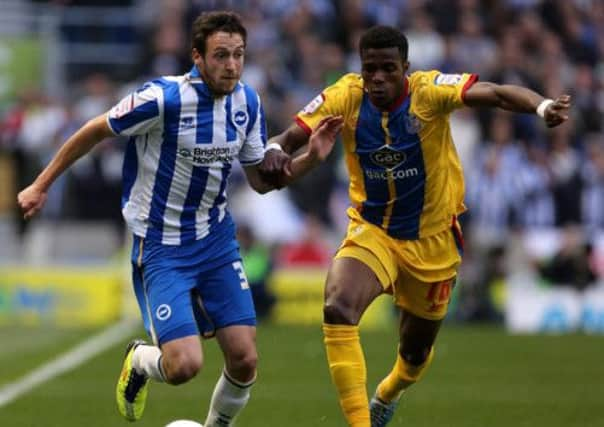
296;70;478;240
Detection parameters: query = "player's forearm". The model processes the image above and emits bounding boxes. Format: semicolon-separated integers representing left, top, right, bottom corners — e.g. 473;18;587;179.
278;151;320;187
268;124;309;154
465;82;546;114
33;115;112;191
489;84;544;113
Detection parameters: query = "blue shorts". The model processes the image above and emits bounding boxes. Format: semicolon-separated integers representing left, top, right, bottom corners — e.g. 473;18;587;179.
130;233;256;345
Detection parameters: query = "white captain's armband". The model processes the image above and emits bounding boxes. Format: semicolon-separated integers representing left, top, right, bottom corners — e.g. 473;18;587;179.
302;93;325;114
434;74;462;85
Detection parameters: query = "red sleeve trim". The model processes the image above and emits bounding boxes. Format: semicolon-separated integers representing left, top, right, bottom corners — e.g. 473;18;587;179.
294;116;312;135
461;74;479;105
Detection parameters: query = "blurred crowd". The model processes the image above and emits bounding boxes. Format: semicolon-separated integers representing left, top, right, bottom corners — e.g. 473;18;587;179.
1;0;603;320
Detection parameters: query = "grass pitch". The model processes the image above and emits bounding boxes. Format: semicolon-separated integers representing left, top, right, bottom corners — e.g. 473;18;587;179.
0;322;601;426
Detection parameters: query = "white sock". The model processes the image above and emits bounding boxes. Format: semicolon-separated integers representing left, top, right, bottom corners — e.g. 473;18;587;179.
204;370;255;426
132;345;166;382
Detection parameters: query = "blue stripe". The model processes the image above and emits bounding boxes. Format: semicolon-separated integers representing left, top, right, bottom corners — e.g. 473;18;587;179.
121;136;138;208
243;85;259;136
259;103;267;146
180;166;210;244
130;235;151;335
356;94;389;227
225;94;237;142
386;95;425;239
194;84;214;144
109;100;159;134
147;79;181;242
208;164;232;233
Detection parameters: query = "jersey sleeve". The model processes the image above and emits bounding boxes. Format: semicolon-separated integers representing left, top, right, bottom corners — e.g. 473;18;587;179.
295;74;357;135
239;92;267;166
107;82;163;136
410;71;478;119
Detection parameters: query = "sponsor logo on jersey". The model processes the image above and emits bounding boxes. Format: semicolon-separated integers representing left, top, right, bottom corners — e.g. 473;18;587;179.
434;73;462;85
180;116;194;130
365;167;419;180
233;109;248;127
370;145;407;169
302;93;325;114
177;145;239;165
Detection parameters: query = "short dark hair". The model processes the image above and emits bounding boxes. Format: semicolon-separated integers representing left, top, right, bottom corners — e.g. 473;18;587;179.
359;25;408;61
191;11;247;56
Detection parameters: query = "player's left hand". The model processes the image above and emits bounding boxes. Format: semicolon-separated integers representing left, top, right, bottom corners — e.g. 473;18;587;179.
544;94;571;128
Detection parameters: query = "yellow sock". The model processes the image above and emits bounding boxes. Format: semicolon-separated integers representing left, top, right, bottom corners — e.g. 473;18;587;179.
323;323;370;427
376;347;434;403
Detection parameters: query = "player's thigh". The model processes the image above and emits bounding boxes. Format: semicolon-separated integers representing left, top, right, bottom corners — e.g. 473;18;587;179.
142;260;201;346
394;271;456;321
324;255;384;324
194;259;257;338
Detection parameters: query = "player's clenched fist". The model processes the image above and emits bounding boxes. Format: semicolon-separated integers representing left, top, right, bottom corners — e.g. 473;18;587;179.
17;184;47;220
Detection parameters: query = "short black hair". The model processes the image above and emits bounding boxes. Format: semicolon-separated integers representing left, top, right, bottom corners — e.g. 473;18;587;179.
191;11;247;56
359;25;408;61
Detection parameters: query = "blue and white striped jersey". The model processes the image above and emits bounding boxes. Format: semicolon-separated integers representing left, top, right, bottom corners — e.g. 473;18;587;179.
107;66;267;245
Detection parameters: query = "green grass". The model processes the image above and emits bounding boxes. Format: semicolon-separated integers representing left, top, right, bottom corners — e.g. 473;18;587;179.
0;323;602;426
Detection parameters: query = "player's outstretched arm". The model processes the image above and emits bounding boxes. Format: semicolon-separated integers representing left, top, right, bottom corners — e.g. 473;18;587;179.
244;116;343;193
257;123;311;182
464;82;571;128
17;113;115;219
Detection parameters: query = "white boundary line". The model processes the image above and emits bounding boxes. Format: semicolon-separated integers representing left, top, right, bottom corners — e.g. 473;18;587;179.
0;319;139;407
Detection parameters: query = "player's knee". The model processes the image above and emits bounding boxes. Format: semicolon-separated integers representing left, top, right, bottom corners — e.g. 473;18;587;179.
323;301;359;325
226;349;257;381
164;353;202;385
399;344;431;366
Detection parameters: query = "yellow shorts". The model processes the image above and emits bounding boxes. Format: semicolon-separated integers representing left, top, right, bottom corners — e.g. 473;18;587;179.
335;212;463;320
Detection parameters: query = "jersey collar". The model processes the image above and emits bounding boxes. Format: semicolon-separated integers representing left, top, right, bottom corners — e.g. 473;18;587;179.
386;77;409;112
187;65;202;81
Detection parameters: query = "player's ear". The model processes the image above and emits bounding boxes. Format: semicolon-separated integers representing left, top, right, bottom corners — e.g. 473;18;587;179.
192;48;202;64
402;60;410;73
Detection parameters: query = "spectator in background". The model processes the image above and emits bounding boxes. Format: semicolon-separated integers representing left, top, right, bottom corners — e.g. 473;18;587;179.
582;134;604;232
537;226;597;291
237;223;276;320
278;213;333;268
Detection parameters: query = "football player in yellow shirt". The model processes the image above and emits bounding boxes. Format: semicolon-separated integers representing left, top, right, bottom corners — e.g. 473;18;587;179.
261;25;571;426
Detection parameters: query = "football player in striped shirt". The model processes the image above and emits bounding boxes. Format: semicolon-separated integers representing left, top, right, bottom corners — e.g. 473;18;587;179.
17;10;342;427
261;25;571;427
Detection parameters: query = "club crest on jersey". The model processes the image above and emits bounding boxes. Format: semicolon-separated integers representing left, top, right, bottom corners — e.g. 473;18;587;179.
404;113;421;134
233;109;248;127
156;304;172;321
434;73;462;85
302;93;325;114
370;145;407;169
